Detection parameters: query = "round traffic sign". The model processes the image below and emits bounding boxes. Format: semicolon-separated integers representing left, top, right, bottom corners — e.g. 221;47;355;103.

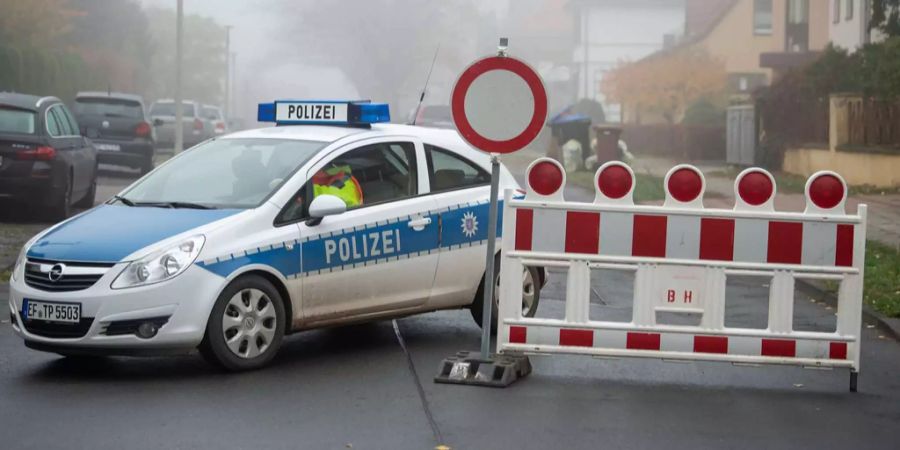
451;56;548;154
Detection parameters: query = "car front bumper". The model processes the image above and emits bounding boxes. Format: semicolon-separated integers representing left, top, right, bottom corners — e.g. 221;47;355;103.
10;264;226;355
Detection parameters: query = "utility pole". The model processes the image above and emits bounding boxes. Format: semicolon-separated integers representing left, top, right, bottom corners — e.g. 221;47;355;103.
223;25;232;119
174;0;184;154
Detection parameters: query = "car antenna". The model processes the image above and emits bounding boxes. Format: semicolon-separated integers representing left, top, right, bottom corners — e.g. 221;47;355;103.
410;44;440;126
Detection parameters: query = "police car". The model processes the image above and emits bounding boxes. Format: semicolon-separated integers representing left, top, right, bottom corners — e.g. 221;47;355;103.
8;100;543;371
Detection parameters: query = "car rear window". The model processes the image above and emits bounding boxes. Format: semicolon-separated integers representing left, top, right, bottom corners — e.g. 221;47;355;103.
202;106;223;120
149;102;195;117
74;98;144;119
0;107;36;134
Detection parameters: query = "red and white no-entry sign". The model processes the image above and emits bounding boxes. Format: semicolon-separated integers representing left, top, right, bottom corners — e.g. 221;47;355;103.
451;56;548;154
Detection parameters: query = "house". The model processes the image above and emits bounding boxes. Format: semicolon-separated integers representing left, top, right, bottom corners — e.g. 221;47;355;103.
569;0;686;122
679;0;830;94
829;0;883;51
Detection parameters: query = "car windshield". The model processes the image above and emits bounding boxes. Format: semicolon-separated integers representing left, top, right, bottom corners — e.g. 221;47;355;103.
74;98;144;119
120;138;327;209
149;102;194;117
0;107;36;134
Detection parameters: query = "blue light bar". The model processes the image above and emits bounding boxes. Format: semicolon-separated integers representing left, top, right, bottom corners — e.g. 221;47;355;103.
257;100;390;126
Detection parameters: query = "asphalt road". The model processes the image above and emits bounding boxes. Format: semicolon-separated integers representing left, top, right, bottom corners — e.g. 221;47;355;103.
0;164;899;449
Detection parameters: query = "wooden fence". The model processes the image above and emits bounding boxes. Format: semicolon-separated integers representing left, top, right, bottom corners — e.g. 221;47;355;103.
847;98;900;147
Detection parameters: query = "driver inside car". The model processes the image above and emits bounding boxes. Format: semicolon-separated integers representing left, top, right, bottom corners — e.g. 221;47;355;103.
311;162;363;208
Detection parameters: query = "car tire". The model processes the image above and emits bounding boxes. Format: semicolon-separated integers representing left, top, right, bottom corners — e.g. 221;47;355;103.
200;274;286;371
74;169;97;208
45;174;72;221
470;256;541;335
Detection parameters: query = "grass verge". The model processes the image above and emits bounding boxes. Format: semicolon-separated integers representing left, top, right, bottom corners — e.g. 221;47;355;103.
707;167;900;196
833;241;900;317
566;170;666;203
862;240;900;318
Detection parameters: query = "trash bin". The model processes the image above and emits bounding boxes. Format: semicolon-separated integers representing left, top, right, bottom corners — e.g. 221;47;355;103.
593;124;623;167
548;113;591;169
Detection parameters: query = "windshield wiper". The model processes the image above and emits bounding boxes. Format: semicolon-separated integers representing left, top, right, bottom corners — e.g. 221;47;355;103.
112;195;135;206
164;201;215;210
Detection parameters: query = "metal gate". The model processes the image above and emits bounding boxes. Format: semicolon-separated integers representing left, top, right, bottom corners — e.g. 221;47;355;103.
727;105;755;165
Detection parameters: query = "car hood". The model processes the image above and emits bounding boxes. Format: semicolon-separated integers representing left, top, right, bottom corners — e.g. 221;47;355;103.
26;205;241;263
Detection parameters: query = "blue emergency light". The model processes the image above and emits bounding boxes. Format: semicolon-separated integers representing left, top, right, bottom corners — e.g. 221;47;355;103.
257;100;390;127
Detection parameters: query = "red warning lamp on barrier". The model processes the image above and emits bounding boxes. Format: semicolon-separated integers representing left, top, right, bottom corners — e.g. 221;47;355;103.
667;167;704;203
596;164;633;199
737;171;775;206
526;158;565;198
808;173;845;210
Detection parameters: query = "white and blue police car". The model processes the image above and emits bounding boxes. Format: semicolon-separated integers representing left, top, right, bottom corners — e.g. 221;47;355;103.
8;100;543;370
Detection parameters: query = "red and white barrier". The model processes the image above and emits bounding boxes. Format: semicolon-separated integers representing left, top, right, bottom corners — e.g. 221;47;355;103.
498;158;867;389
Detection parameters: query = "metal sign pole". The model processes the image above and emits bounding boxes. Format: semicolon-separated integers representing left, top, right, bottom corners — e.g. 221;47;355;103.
480;154;501;359
435;37;536;387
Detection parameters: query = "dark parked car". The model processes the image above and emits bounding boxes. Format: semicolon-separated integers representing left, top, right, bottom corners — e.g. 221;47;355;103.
0;93;98;219
73;91;156;174
409;104;454;129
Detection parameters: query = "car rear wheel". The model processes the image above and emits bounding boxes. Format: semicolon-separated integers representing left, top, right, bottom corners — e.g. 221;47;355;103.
200;275;285;371
74;168;97;208
470;258;541;334
45;174;72;221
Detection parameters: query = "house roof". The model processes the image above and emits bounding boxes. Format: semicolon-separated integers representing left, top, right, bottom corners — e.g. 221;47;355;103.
685;0;738;43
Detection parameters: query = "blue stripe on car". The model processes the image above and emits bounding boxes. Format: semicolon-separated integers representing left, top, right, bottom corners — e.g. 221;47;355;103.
198;200;503;278
27;205;241;263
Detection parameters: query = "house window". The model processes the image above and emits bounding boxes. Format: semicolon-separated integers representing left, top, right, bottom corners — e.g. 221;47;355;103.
753;0;773;35
833;0;841;23
786;0;810;52
846;0;854;20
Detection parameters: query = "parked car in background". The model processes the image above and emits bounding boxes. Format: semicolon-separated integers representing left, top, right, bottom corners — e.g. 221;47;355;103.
73;91;156;175
148;99;211;150
0;93;98;219
409;104;454;129
202;104;228;135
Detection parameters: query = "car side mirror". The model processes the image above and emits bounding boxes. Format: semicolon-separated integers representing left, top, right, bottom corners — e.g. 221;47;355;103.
152;118;164;127
306;194;347;226
84;127;100;139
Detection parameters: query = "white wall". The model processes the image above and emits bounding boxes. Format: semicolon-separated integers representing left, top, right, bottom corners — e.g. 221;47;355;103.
829;0;872;51
573;1;685;121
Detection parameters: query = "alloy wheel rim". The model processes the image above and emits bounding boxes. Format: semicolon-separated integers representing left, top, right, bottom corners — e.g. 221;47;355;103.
494;268;536;316
222;288;278;359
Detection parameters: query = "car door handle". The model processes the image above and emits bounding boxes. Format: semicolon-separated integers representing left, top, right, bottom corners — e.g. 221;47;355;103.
408;217;432;229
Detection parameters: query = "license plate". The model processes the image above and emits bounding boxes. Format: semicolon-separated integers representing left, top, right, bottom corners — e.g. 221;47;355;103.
95;143;121;152
22;299;81;323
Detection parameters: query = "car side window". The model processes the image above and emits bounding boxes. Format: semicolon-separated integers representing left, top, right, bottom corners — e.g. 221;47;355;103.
425;144;490;192
312;142;417;210
59;105;80;135
45;106;62;137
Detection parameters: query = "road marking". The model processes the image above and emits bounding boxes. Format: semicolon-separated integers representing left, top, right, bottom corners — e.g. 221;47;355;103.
392;319;445;447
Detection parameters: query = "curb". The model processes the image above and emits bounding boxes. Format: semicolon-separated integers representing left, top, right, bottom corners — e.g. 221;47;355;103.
795;279;900;342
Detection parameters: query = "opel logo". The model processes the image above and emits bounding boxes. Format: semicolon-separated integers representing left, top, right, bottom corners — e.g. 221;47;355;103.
48;263;65;282
101;120;110;129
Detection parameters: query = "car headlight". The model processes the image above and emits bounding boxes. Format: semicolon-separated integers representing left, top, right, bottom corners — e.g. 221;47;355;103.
111;235;205;289
11;232;44;282
10;246;27;282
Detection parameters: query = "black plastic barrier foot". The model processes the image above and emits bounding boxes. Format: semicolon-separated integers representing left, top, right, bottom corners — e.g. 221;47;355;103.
434;351;531;387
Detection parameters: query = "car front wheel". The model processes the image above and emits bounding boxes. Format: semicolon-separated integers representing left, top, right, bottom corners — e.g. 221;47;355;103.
470;260;541;334
200;275;286;371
